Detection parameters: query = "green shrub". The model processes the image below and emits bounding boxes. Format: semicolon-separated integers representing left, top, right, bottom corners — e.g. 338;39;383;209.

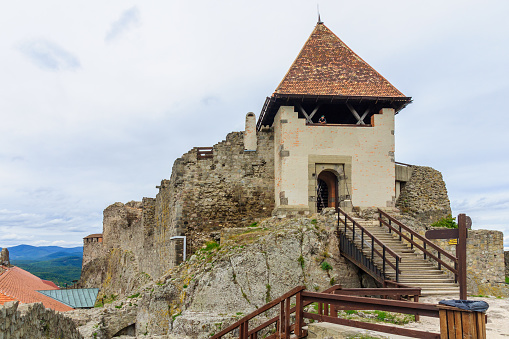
320;261;333;271
431;215;458;229
248;222;258;227
311;219;317;225
127;293;140;298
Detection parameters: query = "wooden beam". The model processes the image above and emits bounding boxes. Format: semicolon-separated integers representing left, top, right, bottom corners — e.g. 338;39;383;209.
346;103;365;125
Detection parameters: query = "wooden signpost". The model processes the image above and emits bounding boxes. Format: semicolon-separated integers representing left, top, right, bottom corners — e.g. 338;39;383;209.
425;214;470;300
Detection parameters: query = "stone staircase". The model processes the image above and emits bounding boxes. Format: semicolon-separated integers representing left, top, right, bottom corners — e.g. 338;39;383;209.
343;217;460;296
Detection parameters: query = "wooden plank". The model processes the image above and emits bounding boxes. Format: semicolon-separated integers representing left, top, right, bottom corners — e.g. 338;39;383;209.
454;310;462;339
304;312;440;339
425;229;459;240
439;309;448;339
302;291;440;318
477;312;486;339
447;310;455;339
462;311;474;338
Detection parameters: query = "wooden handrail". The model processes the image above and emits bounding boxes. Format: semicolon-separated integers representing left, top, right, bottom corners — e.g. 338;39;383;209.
338;208;401;280
210;285;305;339
340;208;401;261
377;209;458;277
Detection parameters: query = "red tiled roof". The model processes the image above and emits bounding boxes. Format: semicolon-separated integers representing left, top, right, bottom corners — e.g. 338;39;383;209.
274;23;405;98
0;291;15;305
0;266;73;312
84;233;102;239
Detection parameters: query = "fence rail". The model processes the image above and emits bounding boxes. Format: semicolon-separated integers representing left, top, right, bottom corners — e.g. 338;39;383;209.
210;285;443;339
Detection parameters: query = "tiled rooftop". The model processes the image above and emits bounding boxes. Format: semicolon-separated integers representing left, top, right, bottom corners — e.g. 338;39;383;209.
0;266;73;312
0;291;15;305
274;23;405;98
84;233;102;239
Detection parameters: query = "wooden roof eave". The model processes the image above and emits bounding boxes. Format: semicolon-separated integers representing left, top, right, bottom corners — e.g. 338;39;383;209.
256;94;412;130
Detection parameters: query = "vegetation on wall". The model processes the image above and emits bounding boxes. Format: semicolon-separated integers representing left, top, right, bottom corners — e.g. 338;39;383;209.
430;215;458;229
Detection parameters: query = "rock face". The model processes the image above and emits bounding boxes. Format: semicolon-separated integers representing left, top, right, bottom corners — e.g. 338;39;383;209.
75;213;360;338
396;166;451;225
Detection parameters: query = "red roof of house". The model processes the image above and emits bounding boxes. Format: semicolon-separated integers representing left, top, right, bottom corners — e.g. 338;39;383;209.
0;266;73;311
83;233;103;239
0;291;15;305
274;22;405;98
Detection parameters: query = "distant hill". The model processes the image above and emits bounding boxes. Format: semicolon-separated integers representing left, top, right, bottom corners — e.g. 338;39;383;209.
2;245;84;287
12;256;83;287
2;244;83;261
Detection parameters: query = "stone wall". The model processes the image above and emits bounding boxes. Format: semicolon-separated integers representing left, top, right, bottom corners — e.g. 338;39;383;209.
396;166;451;225
153;129;275;268
0;301;82;339
505;251;509;277
82;239;103;267
81;129;275;297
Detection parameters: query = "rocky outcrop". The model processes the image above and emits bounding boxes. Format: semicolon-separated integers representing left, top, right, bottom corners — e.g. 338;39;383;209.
396;166;451;225
73;212;360;338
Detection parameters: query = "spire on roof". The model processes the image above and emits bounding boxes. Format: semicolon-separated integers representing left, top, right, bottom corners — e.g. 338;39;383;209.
274;23;406;98
317;4;323;24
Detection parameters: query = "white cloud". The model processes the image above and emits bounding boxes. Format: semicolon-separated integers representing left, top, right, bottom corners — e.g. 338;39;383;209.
0;0;507;252
17;39;80;71
105;6;140;42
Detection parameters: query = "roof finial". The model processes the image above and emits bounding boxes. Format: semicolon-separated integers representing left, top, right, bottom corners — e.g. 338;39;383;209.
317;4;323;24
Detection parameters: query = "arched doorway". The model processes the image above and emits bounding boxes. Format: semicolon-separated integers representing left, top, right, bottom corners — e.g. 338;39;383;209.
317;171;338;212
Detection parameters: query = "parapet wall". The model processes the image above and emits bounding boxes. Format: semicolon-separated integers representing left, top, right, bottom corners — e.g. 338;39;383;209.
0;301;82;339
396;166;451;225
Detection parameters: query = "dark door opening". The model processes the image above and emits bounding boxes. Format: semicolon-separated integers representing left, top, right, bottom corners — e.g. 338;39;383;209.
317;171;339;212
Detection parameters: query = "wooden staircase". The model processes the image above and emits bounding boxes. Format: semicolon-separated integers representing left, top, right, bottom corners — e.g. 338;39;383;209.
338;210;460;297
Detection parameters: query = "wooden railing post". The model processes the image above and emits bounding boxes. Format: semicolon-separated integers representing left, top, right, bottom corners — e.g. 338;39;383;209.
284;297;290;339
382;246;386;276
295;291;303;337
279;300;285;338
396;258;399;282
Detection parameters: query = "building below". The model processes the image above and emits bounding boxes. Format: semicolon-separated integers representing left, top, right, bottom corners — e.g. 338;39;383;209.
0;262;73;311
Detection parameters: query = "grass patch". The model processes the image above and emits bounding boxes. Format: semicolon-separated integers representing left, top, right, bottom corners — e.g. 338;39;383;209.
297;255;305;269
203;241;220;251
248;222;258;227
127;293;140;298
506;276;509;284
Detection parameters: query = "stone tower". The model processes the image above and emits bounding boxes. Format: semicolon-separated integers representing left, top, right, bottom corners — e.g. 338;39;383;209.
257;22;411;214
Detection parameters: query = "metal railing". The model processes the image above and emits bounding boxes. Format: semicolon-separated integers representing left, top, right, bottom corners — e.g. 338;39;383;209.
337;208;401;282
377;209;458;282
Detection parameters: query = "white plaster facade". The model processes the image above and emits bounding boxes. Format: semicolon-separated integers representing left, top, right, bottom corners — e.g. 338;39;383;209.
272;106;396;214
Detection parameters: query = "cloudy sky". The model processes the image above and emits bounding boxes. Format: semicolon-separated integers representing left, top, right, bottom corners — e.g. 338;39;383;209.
1;1;508;249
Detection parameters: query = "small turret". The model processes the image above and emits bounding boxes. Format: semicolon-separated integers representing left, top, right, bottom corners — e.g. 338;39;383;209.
0;248;10;266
